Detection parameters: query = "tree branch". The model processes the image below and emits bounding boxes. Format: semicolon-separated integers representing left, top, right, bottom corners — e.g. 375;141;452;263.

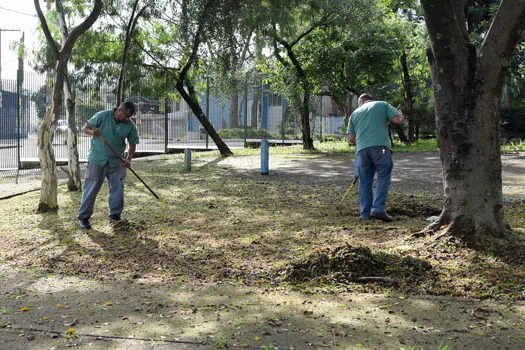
421;0;470;65
289;20;322;48
61;0;103;56
179;0;213;80
34;0;59;59
56;0;69;40
479;0;525;73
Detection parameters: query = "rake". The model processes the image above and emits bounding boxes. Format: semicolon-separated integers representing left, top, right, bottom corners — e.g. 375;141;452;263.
340;175;358;204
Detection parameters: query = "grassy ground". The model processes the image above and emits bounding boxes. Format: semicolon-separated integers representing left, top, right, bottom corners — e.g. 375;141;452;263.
1;149;524;348
1;150;524;300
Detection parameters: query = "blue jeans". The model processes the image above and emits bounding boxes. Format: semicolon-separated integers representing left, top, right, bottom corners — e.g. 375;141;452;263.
356;146;393;218
78;162;127;219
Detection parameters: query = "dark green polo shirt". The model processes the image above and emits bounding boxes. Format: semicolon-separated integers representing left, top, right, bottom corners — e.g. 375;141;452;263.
86;109;139;167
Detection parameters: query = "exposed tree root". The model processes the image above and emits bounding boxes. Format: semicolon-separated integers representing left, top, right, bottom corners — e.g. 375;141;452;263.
410;217;444;239
59;166;80;191
410;216;514;252
37;203;59;213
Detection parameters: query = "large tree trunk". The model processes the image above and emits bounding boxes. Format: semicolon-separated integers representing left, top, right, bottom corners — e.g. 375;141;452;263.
421;0;525;242
64;75;81;191
433;74;505;239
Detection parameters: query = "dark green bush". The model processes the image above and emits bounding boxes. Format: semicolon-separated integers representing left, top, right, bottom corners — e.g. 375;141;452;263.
218;127;278;139
501;106;525;139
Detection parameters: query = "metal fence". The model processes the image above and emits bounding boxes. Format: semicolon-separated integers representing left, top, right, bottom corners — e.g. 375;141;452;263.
0;70;347;180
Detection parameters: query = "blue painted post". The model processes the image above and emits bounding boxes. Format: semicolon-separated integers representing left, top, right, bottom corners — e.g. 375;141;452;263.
261;140;269;175
184;148;191;171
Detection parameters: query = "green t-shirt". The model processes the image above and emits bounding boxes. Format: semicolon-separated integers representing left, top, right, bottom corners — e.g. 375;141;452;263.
86;109;140;167
346;100;399;153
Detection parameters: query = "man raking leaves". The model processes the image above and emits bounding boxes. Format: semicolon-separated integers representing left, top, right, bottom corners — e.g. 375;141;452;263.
77;102;139;229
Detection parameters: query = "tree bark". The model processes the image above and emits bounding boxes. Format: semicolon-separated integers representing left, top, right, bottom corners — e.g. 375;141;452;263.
56;0;81;191
272;25;317;150
285;47;314;150
421;0;525;242
64;75;81;191
251;80;261;128
400;50;415;143
37;100;59;212
229;79;239;128
177;78;233;156
299;90;314;149
117;0;149;105
34;0;102;212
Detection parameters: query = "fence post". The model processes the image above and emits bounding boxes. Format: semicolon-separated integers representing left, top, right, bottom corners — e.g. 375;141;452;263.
261;140;269;175
184;148;191;171
205;75;210;150
243;72;248;148
164;75;169;154
319;96;323;142
281;98;286;143
16;41;24;170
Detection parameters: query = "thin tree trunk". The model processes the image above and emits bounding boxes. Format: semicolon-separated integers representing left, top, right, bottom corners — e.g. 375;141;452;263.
229;80;239;128
117;1;148;104
503;73;512;110
389;123;409;144
300;90;314;149
251;80;261;128
400;50;415;143
34;0;102;212
37;102;59;212
177;78;233;156
64;74;81;191
37;58;66;212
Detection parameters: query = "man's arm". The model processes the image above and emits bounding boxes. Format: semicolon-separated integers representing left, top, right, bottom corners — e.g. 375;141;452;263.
390;105;404;125
82;124;100;136
123;144;136;168
348;133;356;146
390;114;404;125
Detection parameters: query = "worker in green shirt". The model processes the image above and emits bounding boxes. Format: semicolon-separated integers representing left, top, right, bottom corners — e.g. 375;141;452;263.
77;102;139;229
347;94;403;222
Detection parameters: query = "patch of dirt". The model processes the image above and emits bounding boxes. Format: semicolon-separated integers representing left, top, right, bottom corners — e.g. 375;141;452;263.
2;267;525;350
212;151;525;200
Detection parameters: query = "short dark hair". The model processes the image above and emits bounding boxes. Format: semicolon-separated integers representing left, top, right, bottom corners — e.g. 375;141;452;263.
358;93;373;102
122;101;136;115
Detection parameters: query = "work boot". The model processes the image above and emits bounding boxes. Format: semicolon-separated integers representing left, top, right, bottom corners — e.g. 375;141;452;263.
109;214;121;223
370;211;393;222
79;218;91;229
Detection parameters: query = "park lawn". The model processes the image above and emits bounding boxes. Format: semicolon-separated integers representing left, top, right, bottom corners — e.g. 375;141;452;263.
0;151;524;301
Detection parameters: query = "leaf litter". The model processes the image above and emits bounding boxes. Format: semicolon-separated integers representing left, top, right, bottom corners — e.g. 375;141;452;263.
0;152;524;348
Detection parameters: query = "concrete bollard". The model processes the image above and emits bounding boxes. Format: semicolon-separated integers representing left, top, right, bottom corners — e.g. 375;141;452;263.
261;140;269;175
184;148;191;171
